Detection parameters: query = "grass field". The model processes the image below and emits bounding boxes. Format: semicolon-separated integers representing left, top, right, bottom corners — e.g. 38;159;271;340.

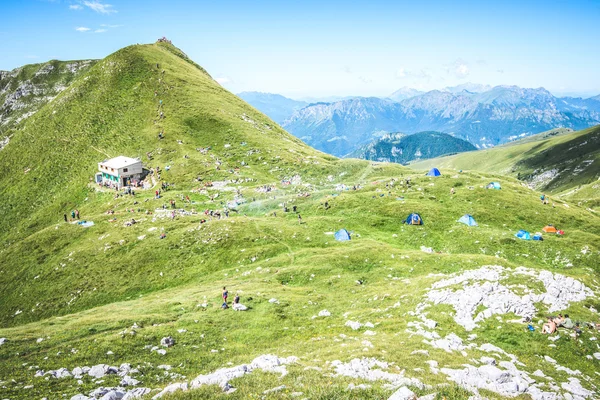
1;42;599;400
410;126;600;194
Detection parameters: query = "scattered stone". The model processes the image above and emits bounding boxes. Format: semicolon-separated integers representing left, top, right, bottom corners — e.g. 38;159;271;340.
88;364;110;379
561;377;593;397
0;338;7;346
263;385;286;394
388;386;416;400
122;388;151;400
345;320;362;330
120;376;139;386
268;298;279;304
318;310;331;317
331;358;423;389
152;382;188;399
232;303;248;311
160;337;175;347
348;383;371;390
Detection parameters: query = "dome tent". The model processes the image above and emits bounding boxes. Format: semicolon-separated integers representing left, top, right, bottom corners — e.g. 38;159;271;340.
487;182;501;189
458;214;477;226
426;168;441;177
515;230;532;240
405;213;423;225
334;229;351;241
542;225;557;233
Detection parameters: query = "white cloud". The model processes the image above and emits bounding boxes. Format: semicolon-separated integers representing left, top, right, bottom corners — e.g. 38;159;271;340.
455;63;469;78
83;1;116;14
215;77;230;85
75;26;91;32
69;4;83;10
395;68;431;81
94;29;107;33
445;59;470;79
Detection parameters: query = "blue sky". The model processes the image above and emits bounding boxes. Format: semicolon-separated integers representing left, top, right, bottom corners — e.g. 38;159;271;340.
1;0;599;98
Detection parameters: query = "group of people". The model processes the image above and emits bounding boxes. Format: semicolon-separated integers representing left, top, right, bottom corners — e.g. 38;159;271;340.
221;286;243;310
64;210;80;222
541;314;583;336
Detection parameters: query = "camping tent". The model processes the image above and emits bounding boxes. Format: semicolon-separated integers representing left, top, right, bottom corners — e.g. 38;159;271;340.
542;225;557;233
515;230;531;240
458;214;478;226
426;168;441;177
487;182;501;190
405;213;423;225
533;233;544;241
334;229;351;241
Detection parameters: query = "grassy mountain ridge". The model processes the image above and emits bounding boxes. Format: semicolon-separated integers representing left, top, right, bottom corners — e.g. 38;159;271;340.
0;42;335;244
410;125;600;194
0;43;600;400
348;131;476;164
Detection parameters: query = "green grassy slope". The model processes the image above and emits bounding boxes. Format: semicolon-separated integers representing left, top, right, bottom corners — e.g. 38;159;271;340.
410;126;600;193
1;43;600;400
0;42;336;244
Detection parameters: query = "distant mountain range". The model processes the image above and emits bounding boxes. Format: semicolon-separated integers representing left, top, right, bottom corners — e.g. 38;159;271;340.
239;85;600;157
348;131;476;164
237;91;307;124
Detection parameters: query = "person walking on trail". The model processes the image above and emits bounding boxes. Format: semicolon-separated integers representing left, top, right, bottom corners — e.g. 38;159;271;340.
64;214;68;223
223;286;229;304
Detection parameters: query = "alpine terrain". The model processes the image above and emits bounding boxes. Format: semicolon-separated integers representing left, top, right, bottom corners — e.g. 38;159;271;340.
1;41;600;400
280;87;600;157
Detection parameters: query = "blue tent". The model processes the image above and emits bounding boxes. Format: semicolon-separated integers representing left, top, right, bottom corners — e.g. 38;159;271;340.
334;229;351;241
458;214;478;226
533;233;544;241
426;168;441;177
487;182;501;190
405;213;423;225
515;230;532;240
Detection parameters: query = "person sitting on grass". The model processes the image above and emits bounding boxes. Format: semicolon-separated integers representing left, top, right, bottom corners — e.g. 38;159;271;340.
573;323;583;338
553;314;564;326
542;317;557;334
562;314;575;329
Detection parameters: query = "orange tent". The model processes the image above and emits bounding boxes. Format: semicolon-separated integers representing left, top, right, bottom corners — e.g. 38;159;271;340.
542;225;558;233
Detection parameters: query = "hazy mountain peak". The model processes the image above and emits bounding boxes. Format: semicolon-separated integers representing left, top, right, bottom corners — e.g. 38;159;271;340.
388;87;424;102
442;82;492;94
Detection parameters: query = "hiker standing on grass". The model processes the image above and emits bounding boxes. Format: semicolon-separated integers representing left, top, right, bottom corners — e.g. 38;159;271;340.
75;210;80;219
450;187;455;195
71;210;75;219
298;214;302;224
222;287;228;304
64;214;68;222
